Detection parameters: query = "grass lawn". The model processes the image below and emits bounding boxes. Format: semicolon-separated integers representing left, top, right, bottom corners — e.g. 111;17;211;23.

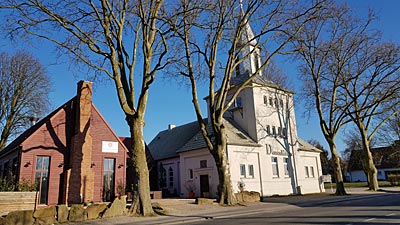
324;181;396;189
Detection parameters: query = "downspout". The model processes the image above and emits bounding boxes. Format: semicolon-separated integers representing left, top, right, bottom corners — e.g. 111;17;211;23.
257;152;263;197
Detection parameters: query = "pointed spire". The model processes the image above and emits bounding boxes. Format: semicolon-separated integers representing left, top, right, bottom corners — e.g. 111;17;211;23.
238;0;257;47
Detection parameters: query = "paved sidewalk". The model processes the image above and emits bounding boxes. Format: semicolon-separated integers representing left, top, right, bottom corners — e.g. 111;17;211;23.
71;186;400;225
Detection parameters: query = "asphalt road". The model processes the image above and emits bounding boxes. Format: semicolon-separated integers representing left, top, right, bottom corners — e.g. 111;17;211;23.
187;192;400;225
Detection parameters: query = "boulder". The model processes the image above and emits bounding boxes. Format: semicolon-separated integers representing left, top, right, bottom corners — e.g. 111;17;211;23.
33;206;56;225
195;198;214;205
102;197;126;218
235;191;260;203
68;204;87;222
86;203;108;220
5;210;33;225
56;205;68;223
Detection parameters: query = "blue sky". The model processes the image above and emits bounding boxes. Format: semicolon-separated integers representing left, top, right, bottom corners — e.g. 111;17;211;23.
1;0;399;153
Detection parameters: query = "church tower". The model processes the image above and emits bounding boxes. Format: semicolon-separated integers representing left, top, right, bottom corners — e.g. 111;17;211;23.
227;3;298;147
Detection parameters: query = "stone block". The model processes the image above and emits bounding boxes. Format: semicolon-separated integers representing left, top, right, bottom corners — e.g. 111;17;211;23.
235;191;260;203
102;197;126;218
56;205;68;223
33;206;56;225
68;204;87;222
195;198;214;205
5;210;33;225
86;203;108;220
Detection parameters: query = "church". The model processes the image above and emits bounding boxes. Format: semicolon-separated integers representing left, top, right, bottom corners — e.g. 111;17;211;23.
148;9;324;199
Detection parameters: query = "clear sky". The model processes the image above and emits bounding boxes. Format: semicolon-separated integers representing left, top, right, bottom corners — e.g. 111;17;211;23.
1;0;399;153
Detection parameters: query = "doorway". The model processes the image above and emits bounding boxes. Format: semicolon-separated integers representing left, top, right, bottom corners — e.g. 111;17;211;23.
199;174;209;198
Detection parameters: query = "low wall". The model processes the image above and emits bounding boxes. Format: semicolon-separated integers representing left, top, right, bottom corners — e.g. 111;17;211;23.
0;192;37;216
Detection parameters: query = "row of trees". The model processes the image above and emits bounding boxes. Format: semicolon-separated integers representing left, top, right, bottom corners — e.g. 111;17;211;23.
1;0;399;216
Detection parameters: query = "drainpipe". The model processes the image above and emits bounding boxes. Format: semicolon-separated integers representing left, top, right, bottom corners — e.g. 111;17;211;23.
257;152;263;197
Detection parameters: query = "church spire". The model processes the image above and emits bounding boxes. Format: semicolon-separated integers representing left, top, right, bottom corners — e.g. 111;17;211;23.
233;1;262;84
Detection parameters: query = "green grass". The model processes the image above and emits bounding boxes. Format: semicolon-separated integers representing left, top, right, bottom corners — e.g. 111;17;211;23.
324;181;396;189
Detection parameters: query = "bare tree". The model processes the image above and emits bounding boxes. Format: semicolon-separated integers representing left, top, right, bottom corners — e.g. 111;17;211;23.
341;39;400;191
292;3;361;195
0;51;50;150
376;109;400;146
169;0;322;205
1;0;170;216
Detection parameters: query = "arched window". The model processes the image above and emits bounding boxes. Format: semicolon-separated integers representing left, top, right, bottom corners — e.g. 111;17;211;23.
168;167;173;187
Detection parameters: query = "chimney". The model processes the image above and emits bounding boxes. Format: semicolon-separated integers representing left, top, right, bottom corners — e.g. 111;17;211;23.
168;124;176;130
68;80;94;204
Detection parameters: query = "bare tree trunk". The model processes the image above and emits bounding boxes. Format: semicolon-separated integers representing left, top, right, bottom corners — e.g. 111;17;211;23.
212;125;237;206
328;140;347;195
127;116;154;216
360;135;379;191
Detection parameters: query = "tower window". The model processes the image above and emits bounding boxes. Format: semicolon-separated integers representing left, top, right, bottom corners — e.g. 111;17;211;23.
235;97;242;108
269;97;273;106
272;126;276;136
263;96;268;105
266;125;271;135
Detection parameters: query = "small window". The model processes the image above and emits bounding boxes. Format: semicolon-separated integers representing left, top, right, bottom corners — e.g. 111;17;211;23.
200;160;207;168
272;126;276;136
278;127;282;137
272;157;279;177
305;166;309;178
266;125;271;135
240;164;246;177
282;128;287;138
310;166;315;178
274;98;278;107
248;165;254;178
236;97;242;108
283;158;289;177
280;99;284;108
263;96;268;105
269;97;273;106
188;169;193;179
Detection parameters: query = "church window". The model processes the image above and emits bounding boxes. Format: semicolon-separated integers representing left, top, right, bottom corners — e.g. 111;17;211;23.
272;126;276;135
283;158;289;177
272;157;279;177
263;96;268;105
240;164;246;177
248;165;254;178
269;97;273;106
266;125;271;135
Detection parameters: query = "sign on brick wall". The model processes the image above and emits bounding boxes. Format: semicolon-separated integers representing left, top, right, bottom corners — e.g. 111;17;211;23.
102;141;118;153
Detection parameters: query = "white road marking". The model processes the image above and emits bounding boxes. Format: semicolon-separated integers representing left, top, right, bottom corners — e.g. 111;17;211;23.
364;218;376;222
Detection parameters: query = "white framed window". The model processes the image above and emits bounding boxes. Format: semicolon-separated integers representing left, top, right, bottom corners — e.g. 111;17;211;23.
272;157;279;177
283;158;289;177
263;96;268;105
305;166;309;178
269;97;273;106
278;127;282;137
188;169;193;180
248;165;254;178
272;126;276;136
240;164;246;177
266;125;271;135
310;166;315;178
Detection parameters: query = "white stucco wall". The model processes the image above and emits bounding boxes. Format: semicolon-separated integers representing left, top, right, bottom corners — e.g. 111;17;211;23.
179;149;219;198
296;150;324;194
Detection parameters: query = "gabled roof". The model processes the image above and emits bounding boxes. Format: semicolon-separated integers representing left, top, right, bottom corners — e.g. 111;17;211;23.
148;120;202;160
0;97;75;157
348;142;400;171
149;118;260;160
297;139;323;153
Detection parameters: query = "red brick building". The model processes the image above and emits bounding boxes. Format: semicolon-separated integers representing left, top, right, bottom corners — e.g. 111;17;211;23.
0;81;128;206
